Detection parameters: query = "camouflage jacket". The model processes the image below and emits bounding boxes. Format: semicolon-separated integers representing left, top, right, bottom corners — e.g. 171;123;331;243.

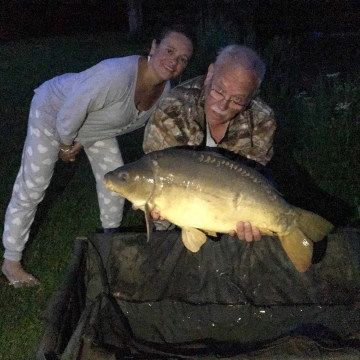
143;76;276;165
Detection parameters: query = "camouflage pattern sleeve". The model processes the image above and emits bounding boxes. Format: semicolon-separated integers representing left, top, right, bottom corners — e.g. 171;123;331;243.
143;106;187;154
246;110;276;165
143;76;276;164
143;80;205;154
222;98;277;166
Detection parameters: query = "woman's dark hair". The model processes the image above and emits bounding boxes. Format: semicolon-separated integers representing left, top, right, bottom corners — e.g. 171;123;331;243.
153;24;197;48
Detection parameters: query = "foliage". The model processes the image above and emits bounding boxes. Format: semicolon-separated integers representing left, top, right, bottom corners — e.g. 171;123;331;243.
184;14;255;79
291;74;360;220
258;36;360;224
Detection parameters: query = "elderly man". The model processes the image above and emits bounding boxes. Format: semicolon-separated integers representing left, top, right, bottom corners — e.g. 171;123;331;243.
142;45;277;242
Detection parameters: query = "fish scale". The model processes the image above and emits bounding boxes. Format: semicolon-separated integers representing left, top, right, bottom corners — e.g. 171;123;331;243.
104;148;334;273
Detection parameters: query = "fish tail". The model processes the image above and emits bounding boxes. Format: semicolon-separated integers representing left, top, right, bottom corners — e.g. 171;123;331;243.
296;208;334;242
278;209;334;272
279;229;313;273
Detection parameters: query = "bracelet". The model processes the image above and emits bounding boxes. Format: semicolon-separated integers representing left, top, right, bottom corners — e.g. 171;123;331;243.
60;147;72;154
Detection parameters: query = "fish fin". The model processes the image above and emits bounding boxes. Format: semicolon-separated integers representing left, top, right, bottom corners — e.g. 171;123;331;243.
258;228;276;236
296;208;334;242
203;230;217;237
279;229;313;273
144;203;153;242
181;227;208;252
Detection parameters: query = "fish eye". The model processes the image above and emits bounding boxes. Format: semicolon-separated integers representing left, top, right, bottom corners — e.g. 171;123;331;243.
118;173;128;181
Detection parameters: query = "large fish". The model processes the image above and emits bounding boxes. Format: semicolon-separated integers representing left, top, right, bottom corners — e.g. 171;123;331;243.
103;148;334;272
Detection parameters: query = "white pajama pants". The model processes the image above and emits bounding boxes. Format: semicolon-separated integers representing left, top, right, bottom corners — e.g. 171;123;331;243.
3;120;124;262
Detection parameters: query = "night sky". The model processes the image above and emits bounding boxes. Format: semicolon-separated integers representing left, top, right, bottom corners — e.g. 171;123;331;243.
1;0;360;41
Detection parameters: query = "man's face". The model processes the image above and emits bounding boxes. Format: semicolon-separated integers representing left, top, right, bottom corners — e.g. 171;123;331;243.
204;64;259;126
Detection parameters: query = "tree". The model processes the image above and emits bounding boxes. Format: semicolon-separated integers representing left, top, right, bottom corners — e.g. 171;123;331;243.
127;0;143;32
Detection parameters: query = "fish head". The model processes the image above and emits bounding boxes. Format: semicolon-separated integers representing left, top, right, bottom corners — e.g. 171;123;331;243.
103;158;155;208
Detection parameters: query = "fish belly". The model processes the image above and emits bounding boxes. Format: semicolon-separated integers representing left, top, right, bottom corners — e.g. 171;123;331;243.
151;186;280;234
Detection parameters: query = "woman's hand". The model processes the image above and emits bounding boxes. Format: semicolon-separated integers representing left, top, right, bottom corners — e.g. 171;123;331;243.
229;221;261;242
58;141;83;163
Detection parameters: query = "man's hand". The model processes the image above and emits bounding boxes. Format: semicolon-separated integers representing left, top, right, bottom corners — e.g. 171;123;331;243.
229;221;261;242
148;207;164;220
132;205;164;220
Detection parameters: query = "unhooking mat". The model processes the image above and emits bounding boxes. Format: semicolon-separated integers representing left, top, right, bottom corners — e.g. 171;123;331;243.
37;227;360;359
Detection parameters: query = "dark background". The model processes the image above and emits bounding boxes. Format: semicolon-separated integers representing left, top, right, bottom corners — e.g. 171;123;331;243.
1;0;360;42
1;0;359;228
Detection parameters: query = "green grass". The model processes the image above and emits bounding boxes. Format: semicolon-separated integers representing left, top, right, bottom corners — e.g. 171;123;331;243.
0;32;147;360
0;31;359;359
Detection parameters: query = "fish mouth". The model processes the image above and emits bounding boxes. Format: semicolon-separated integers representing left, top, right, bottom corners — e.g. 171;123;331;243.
103;176;114;191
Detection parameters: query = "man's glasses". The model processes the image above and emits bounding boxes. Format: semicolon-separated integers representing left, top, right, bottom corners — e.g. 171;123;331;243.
209;88;249;110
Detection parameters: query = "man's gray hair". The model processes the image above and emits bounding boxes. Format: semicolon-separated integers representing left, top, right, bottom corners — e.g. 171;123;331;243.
214;45;266;85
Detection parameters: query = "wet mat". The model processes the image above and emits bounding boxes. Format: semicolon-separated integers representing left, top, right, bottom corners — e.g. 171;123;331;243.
37;228;360;359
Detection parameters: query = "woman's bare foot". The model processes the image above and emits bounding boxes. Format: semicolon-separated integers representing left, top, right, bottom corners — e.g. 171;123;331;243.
1;259;40;288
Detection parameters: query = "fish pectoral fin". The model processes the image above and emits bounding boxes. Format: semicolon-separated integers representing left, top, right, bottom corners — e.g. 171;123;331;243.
279;228;313;273
181;227;208;252
203;230;217;237
144;203;153;242
258;228;276;236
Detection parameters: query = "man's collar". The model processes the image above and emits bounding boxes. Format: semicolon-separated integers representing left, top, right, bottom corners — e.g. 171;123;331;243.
199;78;207;108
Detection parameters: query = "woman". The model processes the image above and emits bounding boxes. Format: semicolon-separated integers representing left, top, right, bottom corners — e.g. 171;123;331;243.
2;25;194;287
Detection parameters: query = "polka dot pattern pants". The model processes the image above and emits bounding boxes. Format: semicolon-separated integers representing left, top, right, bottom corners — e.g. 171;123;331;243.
84;138;125;230
3;123;124;262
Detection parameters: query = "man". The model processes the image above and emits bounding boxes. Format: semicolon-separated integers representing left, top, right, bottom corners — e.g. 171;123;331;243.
142;45;277;242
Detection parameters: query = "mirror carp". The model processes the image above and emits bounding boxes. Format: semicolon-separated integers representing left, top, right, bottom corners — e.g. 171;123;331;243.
104;148;334;272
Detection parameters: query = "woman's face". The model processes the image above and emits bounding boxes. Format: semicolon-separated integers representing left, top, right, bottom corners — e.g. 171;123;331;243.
149;31;193;81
